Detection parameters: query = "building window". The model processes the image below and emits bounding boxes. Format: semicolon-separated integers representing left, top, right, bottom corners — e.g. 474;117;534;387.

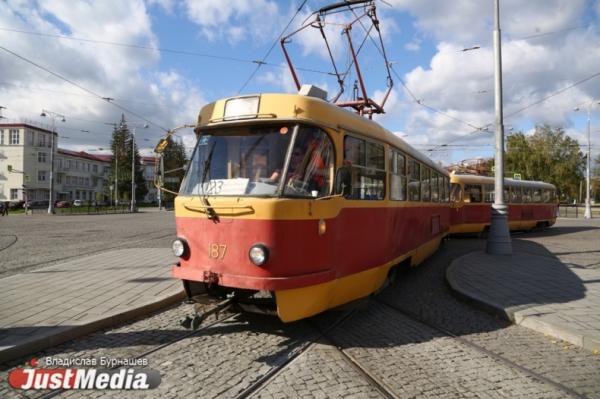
38;152;47;163
10;188;19;200
38;133;46;147
38;170;47;182
93;164;98;173
0;130;4;145
56;174;62;184
10;129;19;145
27;131;34;146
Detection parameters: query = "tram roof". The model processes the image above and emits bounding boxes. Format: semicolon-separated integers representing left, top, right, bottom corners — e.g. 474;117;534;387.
451;173;556;190
196;93;448;176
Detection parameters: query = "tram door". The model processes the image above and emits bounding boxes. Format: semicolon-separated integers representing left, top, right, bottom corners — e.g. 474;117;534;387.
449;183;465;226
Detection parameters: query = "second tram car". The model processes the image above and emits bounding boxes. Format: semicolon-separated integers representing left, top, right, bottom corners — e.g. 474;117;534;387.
449;174;557;234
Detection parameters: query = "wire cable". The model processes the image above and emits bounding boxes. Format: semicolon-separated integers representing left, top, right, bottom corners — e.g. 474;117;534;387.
0;26;332;77
0;45;169;132
237;0;309;94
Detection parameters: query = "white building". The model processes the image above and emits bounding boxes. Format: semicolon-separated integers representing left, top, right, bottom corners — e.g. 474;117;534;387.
141;155;158;203
0;123;110;204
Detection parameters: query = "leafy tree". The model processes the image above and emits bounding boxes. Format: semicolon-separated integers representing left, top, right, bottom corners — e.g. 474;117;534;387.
503;125;584;201
159;136;188;201
108;114;147;203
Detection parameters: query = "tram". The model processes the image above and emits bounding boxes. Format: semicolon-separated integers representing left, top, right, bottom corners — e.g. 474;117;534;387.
449;173;557;234
170;91;451;322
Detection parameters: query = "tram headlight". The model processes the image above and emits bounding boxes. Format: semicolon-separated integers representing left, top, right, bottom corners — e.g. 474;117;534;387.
249;244;269;266
172;238;188;258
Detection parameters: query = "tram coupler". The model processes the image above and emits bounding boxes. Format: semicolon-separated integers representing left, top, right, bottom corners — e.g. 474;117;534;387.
180;296;235;330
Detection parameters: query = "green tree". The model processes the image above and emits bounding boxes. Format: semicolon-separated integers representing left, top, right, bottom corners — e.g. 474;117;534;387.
108;114;147;203
504;125;584;201
160;136;188;201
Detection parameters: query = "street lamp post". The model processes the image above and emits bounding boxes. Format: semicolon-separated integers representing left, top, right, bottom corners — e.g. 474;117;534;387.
486;0;512;255
129;123;149;212
40;110;65;215
575;101;599;219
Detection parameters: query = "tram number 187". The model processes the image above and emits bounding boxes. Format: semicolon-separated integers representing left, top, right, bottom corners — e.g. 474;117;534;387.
208;243;227;260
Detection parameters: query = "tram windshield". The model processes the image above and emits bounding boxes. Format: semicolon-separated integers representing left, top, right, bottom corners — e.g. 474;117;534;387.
180;124;334;198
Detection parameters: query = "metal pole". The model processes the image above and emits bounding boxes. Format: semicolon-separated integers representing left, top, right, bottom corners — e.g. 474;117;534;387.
486;0;512;255
160;154;164;210
115;149;118;206
131;127;136;212
48;119;55;214
584;108;592;219
158;153;163;210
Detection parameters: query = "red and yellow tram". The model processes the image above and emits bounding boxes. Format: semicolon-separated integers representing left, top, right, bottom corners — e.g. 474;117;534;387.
449;174;557;234
170;92;451;322
168;92;558;323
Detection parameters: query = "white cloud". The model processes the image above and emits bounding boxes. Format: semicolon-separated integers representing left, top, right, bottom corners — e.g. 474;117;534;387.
184;0;282;44
0;0;206;153
378;0;600;165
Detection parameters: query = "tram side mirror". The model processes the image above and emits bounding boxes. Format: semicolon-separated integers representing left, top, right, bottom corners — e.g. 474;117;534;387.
154;138;169;154
334;167;351;197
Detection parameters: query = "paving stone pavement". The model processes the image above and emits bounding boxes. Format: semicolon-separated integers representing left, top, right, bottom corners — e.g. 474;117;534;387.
327;305;567;399
1;219;599;398
447;223;600;352
0;248;183;363
253;342;385;399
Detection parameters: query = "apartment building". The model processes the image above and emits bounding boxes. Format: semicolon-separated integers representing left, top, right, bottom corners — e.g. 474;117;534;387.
0;123;110;203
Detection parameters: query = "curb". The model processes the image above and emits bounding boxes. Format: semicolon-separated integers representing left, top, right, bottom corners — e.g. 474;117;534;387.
0;290;185;365
446;252;600;353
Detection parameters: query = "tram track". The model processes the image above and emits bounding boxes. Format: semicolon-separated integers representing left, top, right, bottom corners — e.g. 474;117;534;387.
0;234;19;252
36;308;243;399
372;296;587;399
235;310;356;399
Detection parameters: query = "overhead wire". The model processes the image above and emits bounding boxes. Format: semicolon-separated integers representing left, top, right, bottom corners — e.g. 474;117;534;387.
237;0;309;94
0;45;169;132
0;26;332;77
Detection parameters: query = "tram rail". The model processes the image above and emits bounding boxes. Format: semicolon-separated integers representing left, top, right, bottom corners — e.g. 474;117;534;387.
372;297;586;399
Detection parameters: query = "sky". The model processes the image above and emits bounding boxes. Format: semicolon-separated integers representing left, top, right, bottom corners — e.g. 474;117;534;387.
1;0;599;167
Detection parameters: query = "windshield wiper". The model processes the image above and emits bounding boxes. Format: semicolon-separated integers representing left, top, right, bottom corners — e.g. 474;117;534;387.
199;141;218;220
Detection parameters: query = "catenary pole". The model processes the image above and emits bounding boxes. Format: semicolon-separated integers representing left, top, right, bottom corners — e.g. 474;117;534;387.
486;0;512;255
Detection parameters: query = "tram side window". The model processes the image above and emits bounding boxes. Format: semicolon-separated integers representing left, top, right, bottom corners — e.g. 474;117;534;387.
421;167;431;202
431;173;439;202
511;186;522;203
439;176;445;202
542;189;551;203
465;184;482;203
504;187;510;203
523;187;532;203
343;136;385;200
533;189;542;203
484;184;494;203
407;158;420;201
450;183;462;202
390;150;406;201
443;177;449;202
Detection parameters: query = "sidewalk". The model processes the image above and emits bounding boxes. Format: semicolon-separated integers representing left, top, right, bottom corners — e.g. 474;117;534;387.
447;250;600;352
0;248;184;364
